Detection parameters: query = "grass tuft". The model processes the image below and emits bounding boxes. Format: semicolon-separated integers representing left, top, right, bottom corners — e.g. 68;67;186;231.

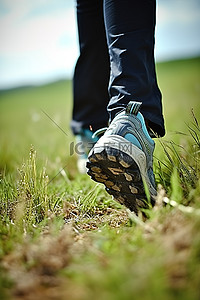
155;112;200;206
16;146;49;227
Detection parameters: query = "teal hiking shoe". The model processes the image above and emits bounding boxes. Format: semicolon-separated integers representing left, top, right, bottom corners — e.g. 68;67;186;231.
86;101;157;213
75;129;98;173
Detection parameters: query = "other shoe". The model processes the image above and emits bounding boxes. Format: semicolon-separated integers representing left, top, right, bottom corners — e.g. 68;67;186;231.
75;128;98;173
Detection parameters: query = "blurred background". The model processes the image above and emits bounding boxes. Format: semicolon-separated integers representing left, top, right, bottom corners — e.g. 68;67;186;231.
0;0;200;90
0;0;200;173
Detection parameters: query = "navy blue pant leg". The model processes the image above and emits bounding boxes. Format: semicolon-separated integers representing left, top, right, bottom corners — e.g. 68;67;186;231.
72;0;165;137
71;0;110;134
104;0;165;136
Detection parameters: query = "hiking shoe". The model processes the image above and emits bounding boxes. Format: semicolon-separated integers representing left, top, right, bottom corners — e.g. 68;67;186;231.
75;129;98;173
86;101;157;213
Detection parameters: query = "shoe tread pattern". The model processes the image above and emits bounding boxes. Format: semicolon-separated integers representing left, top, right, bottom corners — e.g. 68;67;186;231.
87;147;153;213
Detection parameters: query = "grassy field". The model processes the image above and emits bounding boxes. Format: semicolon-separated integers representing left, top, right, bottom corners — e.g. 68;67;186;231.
0;57;200;300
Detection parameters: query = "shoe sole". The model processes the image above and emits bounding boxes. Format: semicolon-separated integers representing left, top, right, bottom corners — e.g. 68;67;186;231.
86;135;156;213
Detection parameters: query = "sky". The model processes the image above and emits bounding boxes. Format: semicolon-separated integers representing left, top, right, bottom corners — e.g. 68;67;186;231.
0;0;200;89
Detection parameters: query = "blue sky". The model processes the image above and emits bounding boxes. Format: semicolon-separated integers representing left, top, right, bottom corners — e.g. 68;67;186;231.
0;0;200;89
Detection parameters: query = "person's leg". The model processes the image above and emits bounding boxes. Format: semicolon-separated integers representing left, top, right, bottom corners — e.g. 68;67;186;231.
104;0;165;137
87;0;165;212
71;0;110;135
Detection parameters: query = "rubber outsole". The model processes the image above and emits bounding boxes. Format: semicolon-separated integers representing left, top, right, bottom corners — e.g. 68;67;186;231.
87;146;155;213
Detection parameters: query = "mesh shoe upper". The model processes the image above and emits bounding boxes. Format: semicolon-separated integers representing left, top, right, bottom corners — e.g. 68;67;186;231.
101;102;155;189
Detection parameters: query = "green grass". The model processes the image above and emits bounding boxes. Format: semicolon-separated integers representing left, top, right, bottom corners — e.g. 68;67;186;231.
0;57;200;300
